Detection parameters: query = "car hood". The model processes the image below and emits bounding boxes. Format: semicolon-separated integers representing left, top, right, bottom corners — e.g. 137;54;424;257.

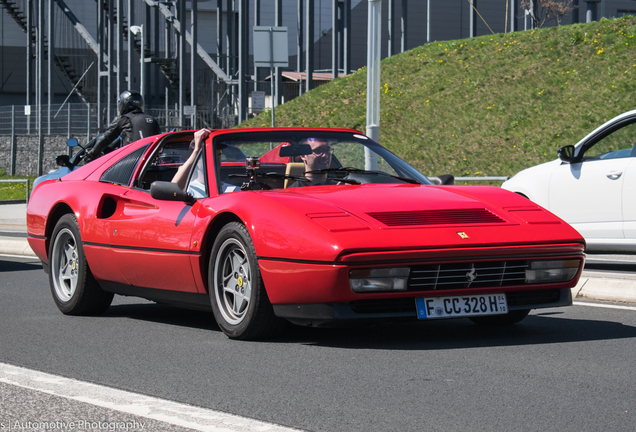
226;183;585;262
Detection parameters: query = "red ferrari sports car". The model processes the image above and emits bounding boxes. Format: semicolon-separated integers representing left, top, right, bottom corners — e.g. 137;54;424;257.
27;128;585;340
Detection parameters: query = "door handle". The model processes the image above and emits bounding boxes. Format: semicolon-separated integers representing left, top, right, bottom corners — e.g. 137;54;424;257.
607;171;623;180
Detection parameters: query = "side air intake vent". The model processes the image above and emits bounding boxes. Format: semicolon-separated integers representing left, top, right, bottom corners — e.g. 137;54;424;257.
100;145;148;187
367;209;505;227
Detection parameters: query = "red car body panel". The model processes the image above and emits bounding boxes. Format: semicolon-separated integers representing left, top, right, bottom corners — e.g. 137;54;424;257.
27;128;586;326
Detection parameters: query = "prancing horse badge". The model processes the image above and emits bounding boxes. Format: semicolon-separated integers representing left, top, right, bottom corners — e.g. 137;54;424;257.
457;232;469;239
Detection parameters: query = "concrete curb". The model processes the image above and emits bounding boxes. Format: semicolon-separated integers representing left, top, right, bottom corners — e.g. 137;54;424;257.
573;276;636;304
0;236;36;256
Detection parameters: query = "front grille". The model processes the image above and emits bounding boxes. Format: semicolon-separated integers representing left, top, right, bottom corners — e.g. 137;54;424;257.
408;260;529;291
367;208;505;227
349;289;563;315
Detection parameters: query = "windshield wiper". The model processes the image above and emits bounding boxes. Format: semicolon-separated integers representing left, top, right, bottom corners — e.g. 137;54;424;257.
306;167;420;184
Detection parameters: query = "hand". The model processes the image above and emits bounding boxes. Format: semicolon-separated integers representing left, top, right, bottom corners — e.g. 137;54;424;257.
192;129;211;152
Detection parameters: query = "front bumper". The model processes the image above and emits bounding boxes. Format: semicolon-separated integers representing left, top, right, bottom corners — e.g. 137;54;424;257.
272;288;573;327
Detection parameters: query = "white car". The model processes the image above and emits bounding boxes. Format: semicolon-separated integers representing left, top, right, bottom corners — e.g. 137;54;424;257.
502;109;636;252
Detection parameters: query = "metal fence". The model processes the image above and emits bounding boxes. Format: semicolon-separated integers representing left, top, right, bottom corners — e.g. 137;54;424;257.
0;103;220;136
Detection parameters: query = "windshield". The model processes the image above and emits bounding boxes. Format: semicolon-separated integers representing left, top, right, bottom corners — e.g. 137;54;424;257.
214;131;431;193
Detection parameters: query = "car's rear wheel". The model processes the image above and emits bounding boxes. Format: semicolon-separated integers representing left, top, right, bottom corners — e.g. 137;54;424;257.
469;309;530;326
49;214;113;315
209;222;283;340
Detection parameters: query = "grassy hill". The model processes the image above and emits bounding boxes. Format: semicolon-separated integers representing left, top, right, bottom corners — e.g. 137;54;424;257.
240;16;636;180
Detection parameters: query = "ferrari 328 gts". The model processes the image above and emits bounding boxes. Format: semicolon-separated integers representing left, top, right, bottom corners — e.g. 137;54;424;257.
27;128;585;340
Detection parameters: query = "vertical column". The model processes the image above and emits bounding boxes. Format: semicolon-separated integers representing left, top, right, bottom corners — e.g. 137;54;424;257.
191;0;198;127
275;0;282;106
226;0;233;77
145;4;151;99
127;0;134;91
48;0;53;135
470;0;476;37
400;0;407;52
297;0;303;96
254;0;260;92
238;0;248;123
572;1;580;24
38;0;44;176
343;0;350;75
117;0;123;97
179;0;186;127
10;106;16;176
388;0;393;58
86;102;91;142
332;0;338;78
427;0;430;43
108;0;114;122
26;0;32;134
97;0;104;130
305;0;313;92
366;0;381;146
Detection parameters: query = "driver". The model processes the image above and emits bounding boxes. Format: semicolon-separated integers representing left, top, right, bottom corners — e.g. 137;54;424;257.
289;138;335;187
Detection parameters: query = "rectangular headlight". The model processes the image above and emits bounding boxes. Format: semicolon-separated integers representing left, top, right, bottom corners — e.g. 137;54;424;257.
350;268;410;293
525;260;579;284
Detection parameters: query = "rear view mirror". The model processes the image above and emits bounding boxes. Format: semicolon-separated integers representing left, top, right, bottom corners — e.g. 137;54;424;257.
67;138;79;147
279;144;312;157
150;181;195;204
557;145;576;163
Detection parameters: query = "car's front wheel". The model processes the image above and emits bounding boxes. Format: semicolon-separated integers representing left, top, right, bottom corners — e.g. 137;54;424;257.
49;214;113;315
209;222;283;340
469;309;530;326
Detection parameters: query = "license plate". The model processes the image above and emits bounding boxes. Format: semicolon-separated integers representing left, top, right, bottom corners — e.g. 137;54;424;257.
415;294;508;319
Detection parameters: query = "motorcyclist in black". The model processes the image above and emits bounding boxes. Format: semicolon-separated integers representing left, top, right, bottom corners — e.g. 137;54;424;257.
85;90;161;161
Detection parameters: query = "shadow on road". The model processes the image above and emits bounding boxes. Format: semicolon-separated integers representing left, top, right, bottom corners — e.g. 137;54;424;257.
290;313;636;350
101;301;636;350
105;302;220;331
0;259;42;273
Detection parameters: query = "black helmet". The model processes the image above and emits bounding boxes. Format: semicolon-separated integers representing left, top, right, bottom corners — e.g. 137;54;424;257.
117;90;144;115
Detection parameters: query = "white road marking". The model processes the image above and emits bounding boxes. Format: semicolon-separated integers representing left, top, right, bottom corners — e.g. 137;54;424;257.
0;362;303;432
573;301;636;311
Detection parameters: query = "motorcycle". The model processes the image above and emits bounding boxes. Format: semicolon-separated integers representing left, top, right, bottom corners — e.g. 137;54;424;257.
32;136;121;190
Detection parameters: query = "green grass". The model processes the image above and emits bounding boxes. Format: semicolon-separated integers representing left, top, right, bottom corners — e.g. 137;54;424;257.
0;169;35;202
240;17;636;179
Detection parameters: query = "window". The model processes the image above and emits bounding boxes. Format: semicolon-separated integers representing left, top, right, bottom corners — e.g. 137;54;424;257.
583;121;636;161
100;145;149;186
186;153;208;199
137;137;192;190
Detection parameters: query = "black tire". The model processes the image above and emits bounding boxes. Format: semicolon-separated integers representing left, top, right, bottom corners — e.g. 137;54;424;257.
469;309;530;326
208;222;283;340
48;214;113;315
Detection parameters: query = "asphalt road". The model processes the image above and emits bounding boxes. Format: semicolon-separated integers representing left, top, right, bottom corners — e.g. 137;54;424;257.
2;256;636;432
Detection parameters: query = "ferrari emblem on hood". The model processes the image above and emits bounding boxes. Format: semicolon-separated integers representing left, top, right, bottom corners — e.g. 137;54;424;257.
457;232;469;239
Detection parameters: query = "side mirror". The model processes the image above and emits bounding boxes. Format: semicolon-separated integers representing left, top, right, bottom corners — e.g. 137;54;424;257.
436;174;455;185
428;174;455;185
67;138;79;148
279;144;312;157
557;145;576;163
150;181;195;204
56;155;71;168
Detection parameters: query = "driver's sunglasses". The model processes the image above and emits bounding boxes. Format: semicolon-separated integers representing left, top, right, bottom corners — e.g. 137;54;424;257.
312;146;333;156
